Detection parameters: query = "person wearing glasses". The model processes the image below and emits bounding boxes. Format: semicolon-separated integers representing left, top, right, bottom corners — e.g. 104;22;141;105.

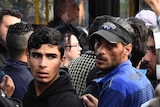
60;32;82;69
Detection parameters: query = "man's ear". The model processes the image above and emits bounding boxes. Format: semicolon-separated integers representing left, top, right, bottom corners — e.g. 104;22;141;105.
25;49;29;57
25;49;29;61
125;44;133;56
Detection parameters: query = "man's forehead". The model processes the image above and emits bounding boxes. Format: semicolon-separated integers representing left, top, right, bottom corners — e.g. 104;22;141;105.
147;36;155;46
2;15;21;25
30;44;59;51
94;35;117;44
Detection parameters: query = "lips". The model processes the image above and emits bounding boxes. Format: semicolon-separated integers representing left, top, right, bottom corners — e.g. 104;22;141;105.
37;71;48;78
96;58;106;64
145;65;152;72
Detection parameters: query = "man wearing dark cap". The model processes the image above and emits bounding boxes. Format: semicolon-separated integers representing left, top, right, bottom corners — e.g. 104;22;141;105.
81;21;154;107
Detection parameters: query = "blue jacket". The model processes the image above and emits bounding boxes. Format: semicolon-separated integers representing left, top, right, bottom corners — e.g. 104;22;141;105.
97;60;154;107
1;59;33;100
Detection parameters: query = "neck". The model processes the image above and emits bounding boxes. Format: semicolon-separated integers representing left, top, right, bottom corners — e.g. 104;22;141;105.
35;82;49;96
63;57;72;67
34;74;60;96
17;54;27;63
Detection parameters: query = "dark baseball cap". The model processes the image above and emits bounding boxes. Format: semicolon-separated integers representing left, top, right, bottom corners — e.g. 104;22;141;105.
89;21;132;44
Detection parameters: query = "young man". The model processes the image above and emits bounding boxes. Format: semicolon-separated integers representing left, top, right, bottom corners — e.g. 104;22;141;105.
1;22;33;100
82;20;154;107
141;29;160;89
0;9;22;69
23;27;83;107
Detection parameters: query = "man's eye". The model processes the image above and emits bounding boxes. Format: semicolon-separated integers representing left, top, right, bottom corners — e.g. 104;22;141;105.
108;44;116;49
32;53;41;58
47;54;56;59
145;47;156;55
152;49;156;55
150;47;156;55
94;40;101;48
145;49;149;53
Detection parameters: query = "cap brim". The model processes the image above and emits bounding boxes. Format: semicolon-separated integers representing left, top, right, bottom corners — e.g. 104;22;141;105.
90;30;123;44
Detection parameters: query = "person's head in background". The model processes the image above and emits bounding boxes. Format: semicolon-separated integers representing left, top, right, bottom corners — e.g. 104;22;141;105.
6;22;33;62
0;9;22;45
61;32;82;67
135;9;158;81
126;17;149;67
135;9;158;29
54;0;80;25
142;28;156;80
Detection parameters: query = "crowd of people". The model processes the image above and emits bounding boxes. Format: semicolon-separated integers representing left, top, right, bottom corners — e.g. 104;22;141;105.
0;0;160;107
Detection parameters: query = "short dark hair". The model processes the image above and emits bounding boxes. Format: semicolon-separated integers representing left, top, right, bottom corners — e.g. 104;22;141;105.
27;27;65;58
148;28;154;38
64;32;72;49
0;9;23;23
6;22;33;59
89;15;113;36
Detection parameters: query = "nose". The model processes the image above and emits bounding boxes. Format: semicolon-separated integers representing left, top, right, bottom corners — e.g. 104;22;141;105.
95;45;103;55
79;45;82;51
143;51;152;62
39;57;47;68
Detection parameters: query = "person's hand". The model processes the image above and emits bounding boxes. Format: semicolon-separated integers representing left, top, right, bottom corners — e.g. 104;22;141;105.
0;75;15;97
81;94;98;107
144;0;160;16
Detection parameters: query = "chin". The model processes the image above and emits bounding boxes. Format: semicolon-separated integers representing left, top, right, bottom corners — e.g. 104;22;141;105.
96;64;106;70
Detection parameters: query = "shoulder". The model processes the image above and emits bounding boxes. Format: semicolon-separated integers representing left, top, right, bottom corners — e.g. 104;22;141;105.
103;70;152;95
49;92;83;107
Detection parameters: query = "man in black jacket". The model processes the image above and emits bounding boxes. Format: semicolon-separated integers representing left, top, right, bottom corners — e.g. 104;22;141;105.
23;27;83;107
48;0;89;53
0;9;22;69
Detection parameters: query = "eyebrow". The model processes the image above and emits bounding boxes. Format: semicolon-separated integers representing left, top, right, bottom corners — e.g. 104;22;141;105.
149;46;155;49
31;52;58;56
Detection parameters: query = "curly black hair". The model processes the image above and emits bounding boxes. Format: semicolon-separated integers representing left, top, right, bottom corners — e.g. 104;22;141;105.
6;22;33;59
28;27;65;58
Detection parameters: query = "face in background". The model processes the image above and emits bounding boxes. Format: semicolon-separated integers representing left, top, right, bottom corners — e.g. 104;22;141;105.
143;36;156;80
64;34;82;62
94;37;132;73
0;15;21;44
63;0;79;23
27;44;61;85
